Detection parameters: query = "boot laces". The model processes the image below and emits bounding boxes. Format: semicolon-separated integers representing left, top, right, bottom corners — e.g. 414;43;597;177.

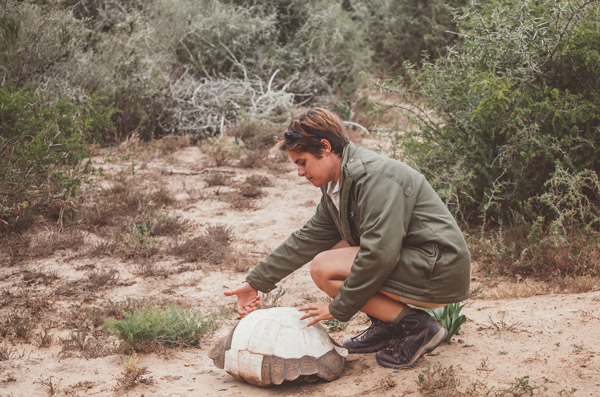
352;319;382;340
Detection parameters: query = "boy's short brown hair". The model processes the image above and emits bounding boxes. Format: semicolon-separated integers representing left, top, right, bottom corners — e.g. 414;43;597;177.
279;107;349;158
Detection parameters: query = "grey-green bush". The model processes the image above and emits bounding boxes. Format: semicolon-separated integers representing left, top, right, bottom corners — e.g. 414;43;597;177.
0;85;116;231
103;304;224;349
349;0;469;72
381;0;600;277
2;0;372;141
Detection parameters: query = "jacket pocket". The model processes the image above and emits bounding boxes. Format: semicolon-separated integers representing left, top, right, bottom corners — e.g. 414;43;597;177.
388;242;439;291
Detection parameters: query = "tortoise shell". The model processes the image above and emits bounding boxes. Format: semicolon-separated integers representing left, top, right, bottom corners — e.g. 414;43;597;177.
209;307;348;386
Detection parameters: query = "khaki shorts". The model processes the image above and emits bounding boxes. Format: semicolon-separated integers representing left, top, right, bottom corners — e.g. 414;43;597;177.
380;291;446;309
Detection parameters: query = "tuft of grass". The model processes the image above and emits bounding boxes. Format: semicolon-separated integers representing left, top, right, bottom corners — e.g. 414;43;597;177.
35;376;61;396
238;149;268;168
86;241;117;257
156;135;190;155
427;303;467;343
59;328;129;360
118;221;159;259
0;340;28;361
103;304;226;350
228;116;280;151
1;309;34;340
149;188;175;208
35;323;55;348
501;376;537;396
245;174;273;187
22;268;59;286
147;212;188;237
134;262;169;278
230;253;260;273
204;171;232;187
202;137;240;167
86;269;120;290
27;231;86;259
239;184;262;198
417;364;461;396
114;353;151;391
482;313;523;334
171;224;233;265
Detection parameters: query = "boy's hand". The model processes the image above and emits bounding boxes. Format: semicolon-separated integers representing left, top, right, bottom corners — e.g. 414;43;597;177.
299;302;334;327
224;281;260;317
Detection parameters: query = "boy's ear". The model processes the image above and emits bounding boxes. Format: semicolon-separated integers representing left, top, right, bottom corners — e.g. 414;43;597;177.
321;139;332;154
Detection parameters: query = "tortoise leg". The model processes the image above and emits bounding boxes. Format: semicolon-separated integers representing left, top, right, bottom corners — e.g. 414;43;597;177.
208;324;237;369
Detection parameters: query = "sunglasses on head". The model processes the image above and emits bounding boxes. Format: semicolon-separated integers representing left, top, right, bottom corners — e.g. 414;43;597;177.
284;131;319;140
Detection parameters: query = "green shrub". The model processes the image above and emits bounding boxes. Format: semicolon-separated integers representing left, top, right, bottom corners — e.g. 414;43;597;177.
380;0;600;277
427;303;467;343
0;85;115;231
2;0;371;141
350;0;469;72
228;116;282;151
392;0;600;225
103;304;225;349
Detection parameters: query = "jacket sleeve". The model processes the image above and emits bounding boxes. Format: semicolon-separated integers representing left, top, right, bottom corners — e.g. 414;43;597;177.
328;172;418;321
245;194;342;293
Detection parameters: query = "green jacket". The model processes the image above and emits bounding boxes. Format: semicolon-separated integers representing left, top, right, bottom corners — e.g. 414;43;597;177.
246;142;471;322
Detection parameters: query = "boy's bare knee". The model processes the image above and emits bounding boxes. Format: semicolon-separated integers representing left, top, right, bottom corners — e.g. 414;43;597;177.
310;252;329;283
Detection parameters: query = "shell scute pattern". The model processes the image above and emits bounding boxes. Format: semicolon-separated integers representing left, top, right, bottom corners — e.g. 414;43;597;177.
209;307;347;386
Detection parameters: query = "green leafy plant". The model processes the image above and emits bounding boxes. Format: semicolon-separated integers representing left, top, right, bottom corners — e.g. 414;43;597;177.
0;84;115;231
379;0;600;279
322;319;349;332
427;303;467;343
103;304;225;350
351;0;469;71
502;375;537;396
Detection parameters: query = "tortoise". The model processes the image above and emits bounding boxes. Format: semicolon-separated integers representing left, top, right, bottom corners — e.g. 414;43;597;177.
209;307;348;386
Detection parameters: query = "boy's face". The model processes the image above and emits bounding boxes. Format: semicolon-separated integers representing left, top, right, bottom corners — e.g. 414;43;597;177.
287;148;340;188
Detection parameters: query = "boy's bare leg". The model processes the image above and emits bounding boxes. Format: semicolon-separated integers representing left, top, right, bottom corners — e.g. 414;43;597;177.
310;245;444;322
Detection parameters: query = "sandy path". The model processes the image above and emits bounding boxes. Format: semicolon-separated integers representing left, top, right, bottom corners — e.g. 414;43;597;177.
1;145;599;396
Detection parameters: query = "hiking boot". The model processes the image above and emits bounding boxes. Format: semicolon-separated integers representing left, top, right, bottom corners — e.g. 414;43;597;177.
343;315;392;353
375;310;447;369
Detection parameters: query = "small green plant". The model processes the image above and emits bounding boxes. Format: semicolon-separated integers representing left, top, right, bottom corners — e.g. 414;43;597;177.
417;364;460;395
502;376;537;396
103;304;225;350
114;353;150;391
119;221;158;259
322;319;348;332
0;84;114;232
427;303;467;343
202;137;241;167
558;388;578;396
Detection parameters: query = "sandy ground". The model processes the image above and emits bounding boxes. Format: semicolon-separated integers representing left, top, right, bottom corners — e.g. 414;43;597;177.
1;143;599;396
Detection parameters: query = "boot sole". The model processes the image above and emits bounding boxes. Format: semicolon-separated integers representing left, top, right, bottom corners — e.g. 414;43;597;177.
375;327;448;369
345;340;388;354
